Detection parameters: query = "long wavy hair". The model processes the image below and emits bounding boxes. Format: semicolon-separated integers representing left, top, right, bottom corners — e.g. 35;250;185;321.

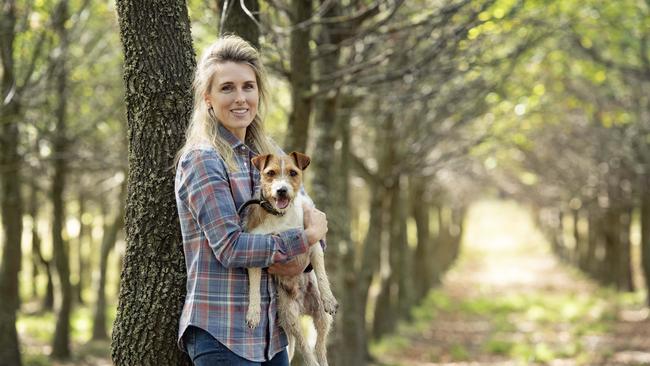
176;35;276;171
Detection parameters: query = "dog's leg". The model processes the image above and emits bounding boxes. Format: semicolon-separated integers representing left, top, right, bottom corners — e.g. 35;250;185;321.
246;267;262;328
312;309;332;366
278;287;319;366
310;245;338;315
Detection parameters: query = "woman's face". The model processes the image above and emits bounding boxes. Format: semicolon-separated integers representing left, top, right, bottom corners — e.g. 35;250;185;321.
205;61;259;141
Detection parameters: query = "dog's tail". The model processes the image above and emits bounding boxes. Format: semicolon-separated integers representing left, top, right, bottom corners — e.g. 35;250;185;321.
287;334;296;361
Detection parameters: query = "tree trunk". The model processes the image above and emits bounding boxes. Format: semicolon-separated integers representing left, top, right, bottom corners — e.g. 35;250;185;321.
310;3;349;364
372;176;402;339
602;206;620;287
435;205;455;273
450;206;465;263
93;182;126;340
0;1;23;364
586;204;601;278
617;205;634;291
217;0;260;49
50;0;73;358
356;181;385;362
574;208;588;271
411;177;432;304
331;96;362;366
395;177;413;318
111;0;195;364
76;190;87;305
556;209;566;261
430;204;445;283
28;182;42;299
285;0;312;153
641;173;650;306
29;177;54;311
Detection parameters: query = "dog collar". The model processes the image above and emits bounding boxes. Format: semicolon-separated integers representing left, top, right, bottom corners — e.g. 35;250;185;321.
238;192;285;217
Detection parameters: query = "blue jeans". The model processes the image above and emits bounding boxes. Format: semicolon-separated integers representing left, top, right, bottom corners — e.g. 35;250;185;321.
184;326;289;366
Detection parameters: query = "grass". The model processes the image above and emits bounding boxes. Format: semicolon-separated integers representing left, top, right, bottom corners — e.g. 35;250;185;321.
17;303;115;365
370;265;646;364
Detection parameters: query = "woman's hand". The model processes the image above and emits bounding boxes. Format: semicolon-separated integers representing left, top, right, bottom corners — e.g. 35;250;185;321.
303;202;327;246
268;259;307;276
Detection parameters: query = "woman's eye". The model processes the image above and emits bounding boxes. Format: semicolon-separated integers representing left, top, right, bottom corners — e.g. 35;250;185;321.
244;84;255;90
267;170;275;177
289;170;297;177
221;85;233;92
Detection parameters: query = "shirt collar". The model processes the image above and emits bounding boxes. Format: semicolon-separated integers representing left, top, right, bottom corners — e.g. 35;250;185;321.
218;124;245;149
217;123;260;155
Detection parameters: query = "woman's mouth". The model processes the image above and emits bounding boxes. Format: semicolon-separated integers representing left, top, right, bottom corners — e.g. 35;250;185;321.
231;108;248;116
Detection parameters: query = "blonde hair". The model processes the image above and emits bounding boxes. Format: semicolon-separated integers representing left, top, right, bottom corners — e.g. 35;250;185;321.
176;35;276;171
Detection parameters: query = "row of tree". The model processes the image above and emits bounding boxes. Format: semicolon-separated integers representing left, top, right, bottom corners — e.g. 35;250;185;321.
483;0;650;301
0;0;126;364
110;0;535;364
1;0;648;365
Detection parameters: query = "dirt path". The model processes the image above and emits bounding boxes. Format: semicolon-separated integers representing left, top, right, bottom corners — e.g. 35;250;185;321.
375;200;650;366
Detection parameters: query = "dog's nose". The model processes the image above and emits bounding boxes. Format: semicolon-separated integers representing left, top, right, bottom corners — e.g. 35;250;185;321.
277;188;287;196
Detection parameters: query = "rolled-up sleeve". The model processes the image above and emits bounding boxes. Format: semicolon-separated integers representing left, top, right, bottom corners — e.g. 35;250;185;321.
176;149;309;268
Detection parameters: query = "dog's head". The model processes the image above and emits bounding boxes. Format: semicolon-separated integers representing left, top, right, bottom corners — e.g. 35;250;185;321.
251;152;310;213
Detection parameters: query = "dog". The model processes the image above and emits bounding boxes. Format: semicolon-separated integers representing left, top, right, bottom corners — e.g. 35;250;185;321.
241;152;337;366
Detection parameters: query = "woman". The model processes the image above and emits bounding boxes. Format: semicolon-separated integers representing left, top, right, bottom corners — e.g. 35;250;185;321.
175;35;328;365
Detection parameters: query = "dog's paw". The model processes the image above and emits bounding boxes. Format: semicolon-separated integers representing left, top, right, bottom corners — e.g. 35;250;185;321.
322;295;339;315
246;308;261;329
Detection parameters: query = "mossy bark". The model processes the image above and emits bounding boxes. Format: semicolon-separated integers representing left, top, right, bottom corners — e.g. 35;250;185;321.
111;0;195;364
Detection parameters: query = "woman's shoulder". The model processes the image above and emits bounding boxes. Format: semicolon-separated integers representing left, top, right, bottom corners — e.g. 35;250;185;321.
178;144;226;170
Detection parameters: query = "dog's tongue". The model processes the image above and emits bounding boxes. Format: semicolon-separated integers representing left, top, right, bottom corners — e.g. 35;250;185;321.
276;197;290;209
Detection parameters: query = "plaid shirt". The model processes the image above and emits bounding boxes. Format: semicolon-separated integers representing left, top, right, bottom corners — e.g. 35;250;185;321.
175;125;310;361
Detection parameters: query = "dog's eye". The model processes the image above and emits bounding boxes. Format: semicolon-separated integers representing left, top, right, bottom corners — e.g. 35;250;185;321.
289;170;298;177
266;170;276;177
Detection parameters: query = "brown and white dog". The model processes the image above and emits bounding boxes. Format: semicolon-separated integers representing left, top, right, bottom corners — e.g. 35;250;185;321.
243;152;337;366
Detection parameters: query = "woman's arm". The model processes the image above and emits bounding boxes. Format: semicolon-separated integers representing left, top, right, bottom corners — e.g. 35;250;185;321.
176;148;310;268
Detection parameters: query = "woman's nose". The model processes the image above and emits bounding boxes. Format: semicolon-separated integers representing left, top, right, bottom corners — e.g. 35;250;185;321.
235;89;245;103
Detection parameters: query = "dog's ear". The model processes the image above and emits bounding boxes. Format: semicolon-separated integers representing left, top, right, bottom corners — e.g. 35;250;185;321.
290;152;311;170
252;154;272;172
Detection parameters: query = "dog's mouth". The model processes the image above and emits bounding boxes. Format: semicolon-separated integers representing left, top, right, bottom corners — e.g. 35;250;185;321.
275;196;290;210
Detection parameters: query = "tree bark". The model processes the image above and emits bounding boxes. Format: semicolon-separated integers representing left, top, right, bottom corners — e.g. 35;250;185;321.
0;1;23;364
217;0;260;49
285;0;312;153
111;0;195;364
